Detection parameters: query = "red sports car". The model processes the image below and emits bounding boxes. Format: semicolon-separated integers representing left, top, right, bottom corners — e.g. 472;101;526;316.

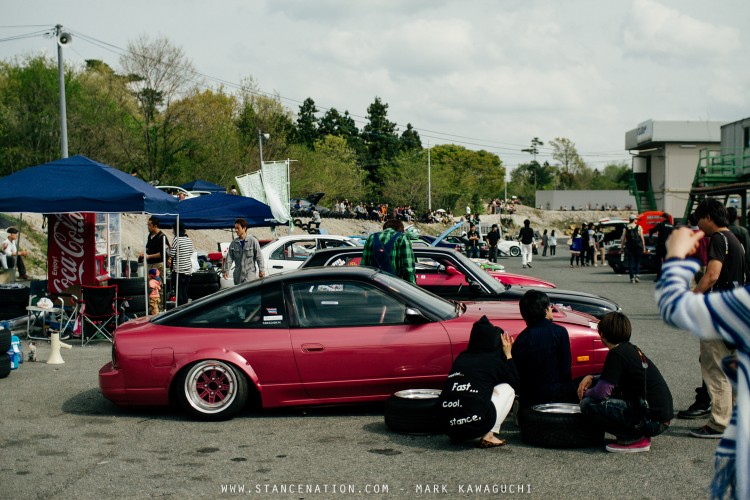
100;267;605;421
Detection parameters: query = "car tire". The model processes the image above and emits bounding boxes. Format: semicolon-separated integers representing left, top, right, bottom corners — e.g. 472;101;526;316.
384;389;443;435
0;353;11;379
121;295;147;315
519;403;604;448
177;360;249;421
300;223;309;231
0;328;11;352
0;305;27;321
509;246;521;257
307;228;320;235
109;278;147;297
293;218;303;228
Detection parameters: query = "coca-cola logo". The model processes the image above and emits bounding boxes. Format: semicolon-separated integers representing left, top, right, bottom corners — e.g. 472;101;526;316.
50;213;86;293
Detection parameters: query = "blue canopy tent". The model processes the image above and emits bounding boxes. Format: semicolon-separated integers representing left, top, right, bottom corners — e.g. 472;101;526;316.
180;179;225;193
159;193;279;229
0;155;178;214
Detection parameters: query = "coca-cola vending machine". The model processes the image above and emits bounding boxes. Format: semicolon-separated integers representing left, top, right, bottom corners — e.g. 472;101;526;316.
47;213;121;295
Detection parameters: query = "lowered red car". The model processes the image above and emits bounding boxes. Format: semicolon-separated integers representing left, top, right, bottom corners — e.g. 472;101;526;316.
100;267;605;421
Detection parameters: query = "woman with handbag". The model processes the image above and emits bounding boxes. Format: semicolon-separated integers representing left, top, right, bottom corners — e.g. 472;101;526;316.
577;312;673;453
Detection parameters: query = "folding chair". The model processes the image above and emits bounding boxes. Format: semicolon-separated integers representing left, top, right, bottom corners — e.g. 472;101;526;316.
77;285;119;346
26;280;78;341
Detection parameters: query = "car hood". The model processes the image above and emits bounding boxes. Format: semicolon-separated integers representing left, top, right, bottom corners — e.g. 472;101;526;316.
502;286;619;309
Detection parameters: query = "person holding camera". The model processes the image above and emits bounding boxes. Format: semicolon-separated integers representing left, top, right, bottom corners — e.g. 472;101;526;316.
577;312;673;453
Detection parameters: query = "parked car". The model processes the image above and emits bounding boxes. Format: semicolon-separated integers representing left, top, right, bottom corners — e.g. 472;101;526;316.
219;234;359;287
598;217;659;274
155;186;211;199
301;247;618;319
289;192;330;217
99;267;606;420
419;234;463;252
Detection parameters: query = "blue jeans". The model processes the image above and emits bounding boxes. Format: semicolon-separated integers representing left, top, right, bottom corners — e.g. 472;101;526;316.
627;250;642;279
467;246;480;258
580;397;668;441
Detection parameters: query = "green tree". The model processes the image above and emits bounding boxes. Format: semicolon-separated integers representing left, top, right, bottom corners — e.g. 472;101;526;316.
118;35;199;182
361;96;400;187
549;137;585;177
288;135;365;201
399;123;422;151
294;97;318;149
428;144;503;213
380;149;428;210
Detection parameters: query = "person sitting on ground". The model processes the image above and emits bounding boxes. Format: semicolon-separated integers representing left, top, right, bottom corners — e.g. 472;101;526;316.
511;290;578;408
438;315;519;448
578;312;673;453
361;219;416;284
1;227;30;280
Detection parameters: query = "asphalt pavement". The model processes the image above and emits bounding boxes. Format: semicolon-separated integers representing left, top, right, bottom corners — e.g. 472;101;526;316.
0;249;717;499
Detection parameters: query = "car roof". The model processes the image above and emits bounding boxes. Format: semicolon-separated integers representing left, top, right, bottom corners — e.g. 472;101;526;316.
272;234;354;243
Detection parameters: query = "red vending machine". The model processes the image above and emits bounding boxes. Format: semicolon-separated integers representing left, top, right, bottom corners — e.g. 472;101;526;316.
47;213;121;295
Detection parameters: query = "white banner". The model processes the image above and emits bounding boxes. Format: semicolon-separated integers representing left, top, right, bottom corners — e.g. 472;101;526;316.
235;172;266;203
262;160;290;223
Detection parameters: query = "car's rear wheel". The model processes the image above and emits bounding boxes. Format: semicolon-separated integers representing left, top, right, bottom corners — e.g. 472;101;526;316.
509;246;521;257
0;352;11;379
178;360;248;421
519;403;604;448
384;389;442;435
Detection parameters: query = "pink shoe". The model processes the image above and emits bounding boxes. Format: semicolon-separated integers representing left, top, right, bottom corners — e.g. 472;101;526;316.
605;437;650;453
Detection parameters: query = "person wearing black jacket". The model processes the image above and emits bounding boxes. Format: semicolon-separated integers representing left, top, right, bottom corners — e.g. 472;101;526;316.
512;290;577;407
578;312;673;453
485;224;501;263
438;315;519;448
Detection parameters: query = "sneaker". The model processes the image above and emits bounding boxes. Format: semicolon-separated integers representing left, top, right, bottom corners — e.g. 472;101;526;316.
522;265;527;269
634;275;640;283
630;278;635;283
689;425;723;439
677;403;712;419
605;437;651;453
527;263;532;268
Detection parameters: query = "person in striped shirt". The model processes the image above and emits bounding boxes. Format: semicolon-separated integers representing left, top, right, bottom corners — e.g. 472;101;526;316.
169;222;194;306
656;227;747;500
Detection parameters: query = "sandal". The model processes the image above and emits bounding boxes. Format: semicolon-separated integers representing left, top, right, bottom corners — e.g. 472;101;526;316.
479;438;506;448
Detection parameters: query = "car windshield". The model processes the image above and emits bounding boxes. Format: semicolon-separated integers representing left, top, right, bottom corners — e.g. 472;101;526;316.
373;271;459;321
418;250;507;295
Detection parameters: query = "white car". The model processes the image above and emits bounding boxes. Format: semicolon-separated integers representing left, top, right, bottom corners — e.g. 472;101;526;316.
156;186;212;199
220;234;359;287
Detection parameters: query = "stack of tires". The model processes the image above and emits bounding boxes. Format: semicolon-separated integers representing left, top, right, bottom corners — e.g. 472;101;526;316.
188;271;220;300
383;389;443;435
0;284;29;321
519;403;604;448
109;278;148;317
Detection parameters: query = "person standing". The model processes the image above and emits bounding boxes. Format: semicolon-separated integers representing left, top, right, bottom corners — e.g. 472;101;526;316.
148;268;162;315
140;217;168;274
594;223;605;266
310;208;322;231
657;227;750;499
581;222;591;266
548;229;557;256
518;219;535;269
649;213;674;280
688;199;743;440
1;227;29;280
578;312;673;453
621;214;646;283
569;228;582;267
540;229;549;257
466;224;481;258
362;219;416;284
727;206;750;282
169;222;194;307
485;224;501;263
438;315;519;447
224;218;265;285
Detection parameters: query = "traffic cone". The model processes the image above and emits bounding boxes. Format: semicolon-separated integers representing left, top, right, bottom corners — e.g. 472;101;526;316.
47;332;72;364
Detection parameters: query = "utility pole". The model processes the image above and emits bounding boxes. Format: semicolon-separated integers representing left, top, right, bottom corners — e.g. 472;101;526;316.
427;142;432;211
55;24;72;158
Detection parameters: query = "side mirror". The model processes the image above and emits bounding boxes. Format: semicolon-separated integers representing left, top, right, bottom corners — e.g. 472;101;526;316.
445;265;462;276
405;307;429;324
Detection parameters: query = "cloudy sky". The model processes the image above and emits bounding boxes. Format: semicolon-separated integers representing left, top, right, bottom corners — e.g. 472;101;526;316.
2;0;749;171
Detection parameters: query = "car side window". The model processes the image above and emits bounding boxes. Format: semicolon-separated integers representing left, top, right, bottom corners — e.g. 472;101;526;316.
168;287;287;329
288;281;406;328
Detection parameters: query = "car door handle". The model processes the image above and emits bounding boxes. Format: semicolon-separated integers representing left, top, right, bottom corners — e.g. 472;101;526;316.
301;343;325;352
272;265;284;269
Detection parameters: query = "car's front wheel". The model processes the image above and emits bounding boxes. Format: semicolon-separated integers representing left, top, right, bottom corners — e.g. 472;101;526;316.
178;360;248;421
509;246;521;257
384;389;443;435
